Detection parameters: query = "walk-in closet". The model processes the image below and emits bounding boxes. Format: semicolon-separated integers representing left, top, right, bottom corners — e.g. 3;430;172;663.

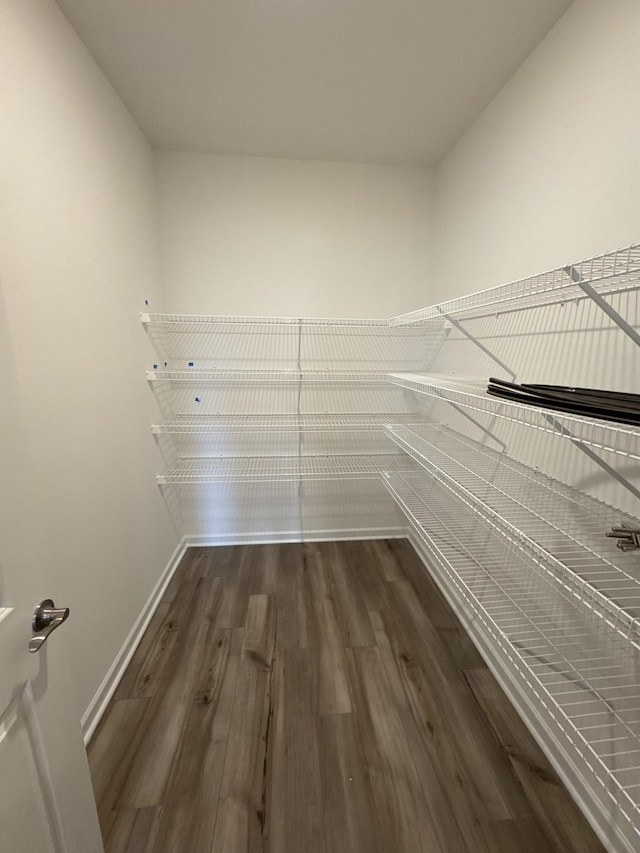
2;1;640;851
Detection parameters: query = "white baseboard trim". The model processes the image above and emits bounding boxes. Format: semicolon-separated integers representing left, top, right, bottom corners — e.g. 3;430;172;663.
82;537;188;745
406;529;634;853
185;526;407;547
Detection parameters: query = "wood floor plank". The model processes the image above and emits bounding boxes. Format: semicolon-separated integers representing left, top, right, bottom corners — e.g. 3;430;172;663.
112;603;170;700
275;543;308;650
464;668;606;853
215;544;258;628
481;818;555;853
118;620;209;809
125;807;162;852
388;577;532;821
210;667;270;853
88;697;151;828
303;547;352;716
346;645;444;853
121;553;211;701
251;543;279;595
196;544;235;580
390;538;468;633
323;541;375;648
398;706;469;853
211;592;276;853
319;712;381;853
154;628;243;853
266;647;325;853
373;605;494;853
343;538;391;612
370;537;405;582
124;607;185;700
158;547;201;606
102;809;137;852
392;539;491;670
439;624;488;671
264;641;287;851
243;594;277;671
119;573;223;808
369;609;408;710
104;807;162;853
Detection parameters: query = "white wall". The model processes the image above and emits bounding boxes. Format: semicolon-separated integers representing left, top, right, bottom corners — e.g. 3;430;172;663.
0;0;177;721
434;0;640;302
156;152;434;318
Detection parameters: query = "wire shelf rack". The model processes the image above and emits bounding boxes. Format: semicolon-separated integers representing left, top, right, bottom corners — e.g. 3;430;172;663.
152;413;430;434
388;373;640;461
142;314;447;375
391;244;640;324
385;424;640;645
384;470;640;853
147;369;392;383
158;453;418;484
142;312;435;330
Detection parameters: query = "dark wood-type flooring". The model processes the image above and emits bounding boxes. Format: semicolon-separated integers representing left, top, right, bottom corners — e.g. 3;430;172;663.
88;539;605;852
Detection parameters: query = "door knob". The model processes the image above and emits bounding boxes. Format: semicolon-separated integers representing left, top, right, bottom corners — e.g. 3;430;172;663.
29;599;70;653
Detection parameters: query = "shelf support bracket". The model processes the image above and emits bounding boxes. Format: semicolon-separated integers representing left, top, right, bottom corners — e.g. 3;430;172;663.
430;299;640;499
564;265;640;349
542;412;640;502
439;309;517;380
448;402;507;452
443;387;640;499
437;290;639;500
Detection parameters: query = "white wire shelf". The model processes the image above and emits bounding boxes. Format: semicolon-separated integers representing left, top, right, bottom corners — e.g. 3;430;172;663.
388;373;640;461
141;312;434;330
157;453;418;484
391;243;640;324
147;369;392;383
141;314;447;375
386;424;640;643
384;470;640;853
152;413;430;434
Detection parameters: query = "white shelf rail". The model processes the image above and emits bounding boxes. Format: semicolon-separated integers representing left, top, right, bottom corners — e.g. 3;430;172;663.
388;373;640;461
157;453;418;484
384;471;640;853
147;368;392;383
391;243;640;324
142;312;421;329
152;413;429;434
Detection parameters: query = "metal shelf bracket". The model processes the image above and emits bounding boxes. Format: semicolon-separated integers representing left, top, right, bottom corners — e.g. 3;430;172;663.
565;264;640;349
439;308;517;380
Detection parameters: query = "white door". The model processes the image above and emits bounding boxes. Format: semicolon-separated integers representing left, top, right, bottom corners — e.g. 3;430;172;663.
0;294;104;852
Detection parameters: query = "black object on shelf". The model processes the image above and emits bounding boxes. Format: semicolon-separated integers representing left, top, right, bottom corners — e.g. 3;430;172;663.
607;525;640;551
487;377;640;426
